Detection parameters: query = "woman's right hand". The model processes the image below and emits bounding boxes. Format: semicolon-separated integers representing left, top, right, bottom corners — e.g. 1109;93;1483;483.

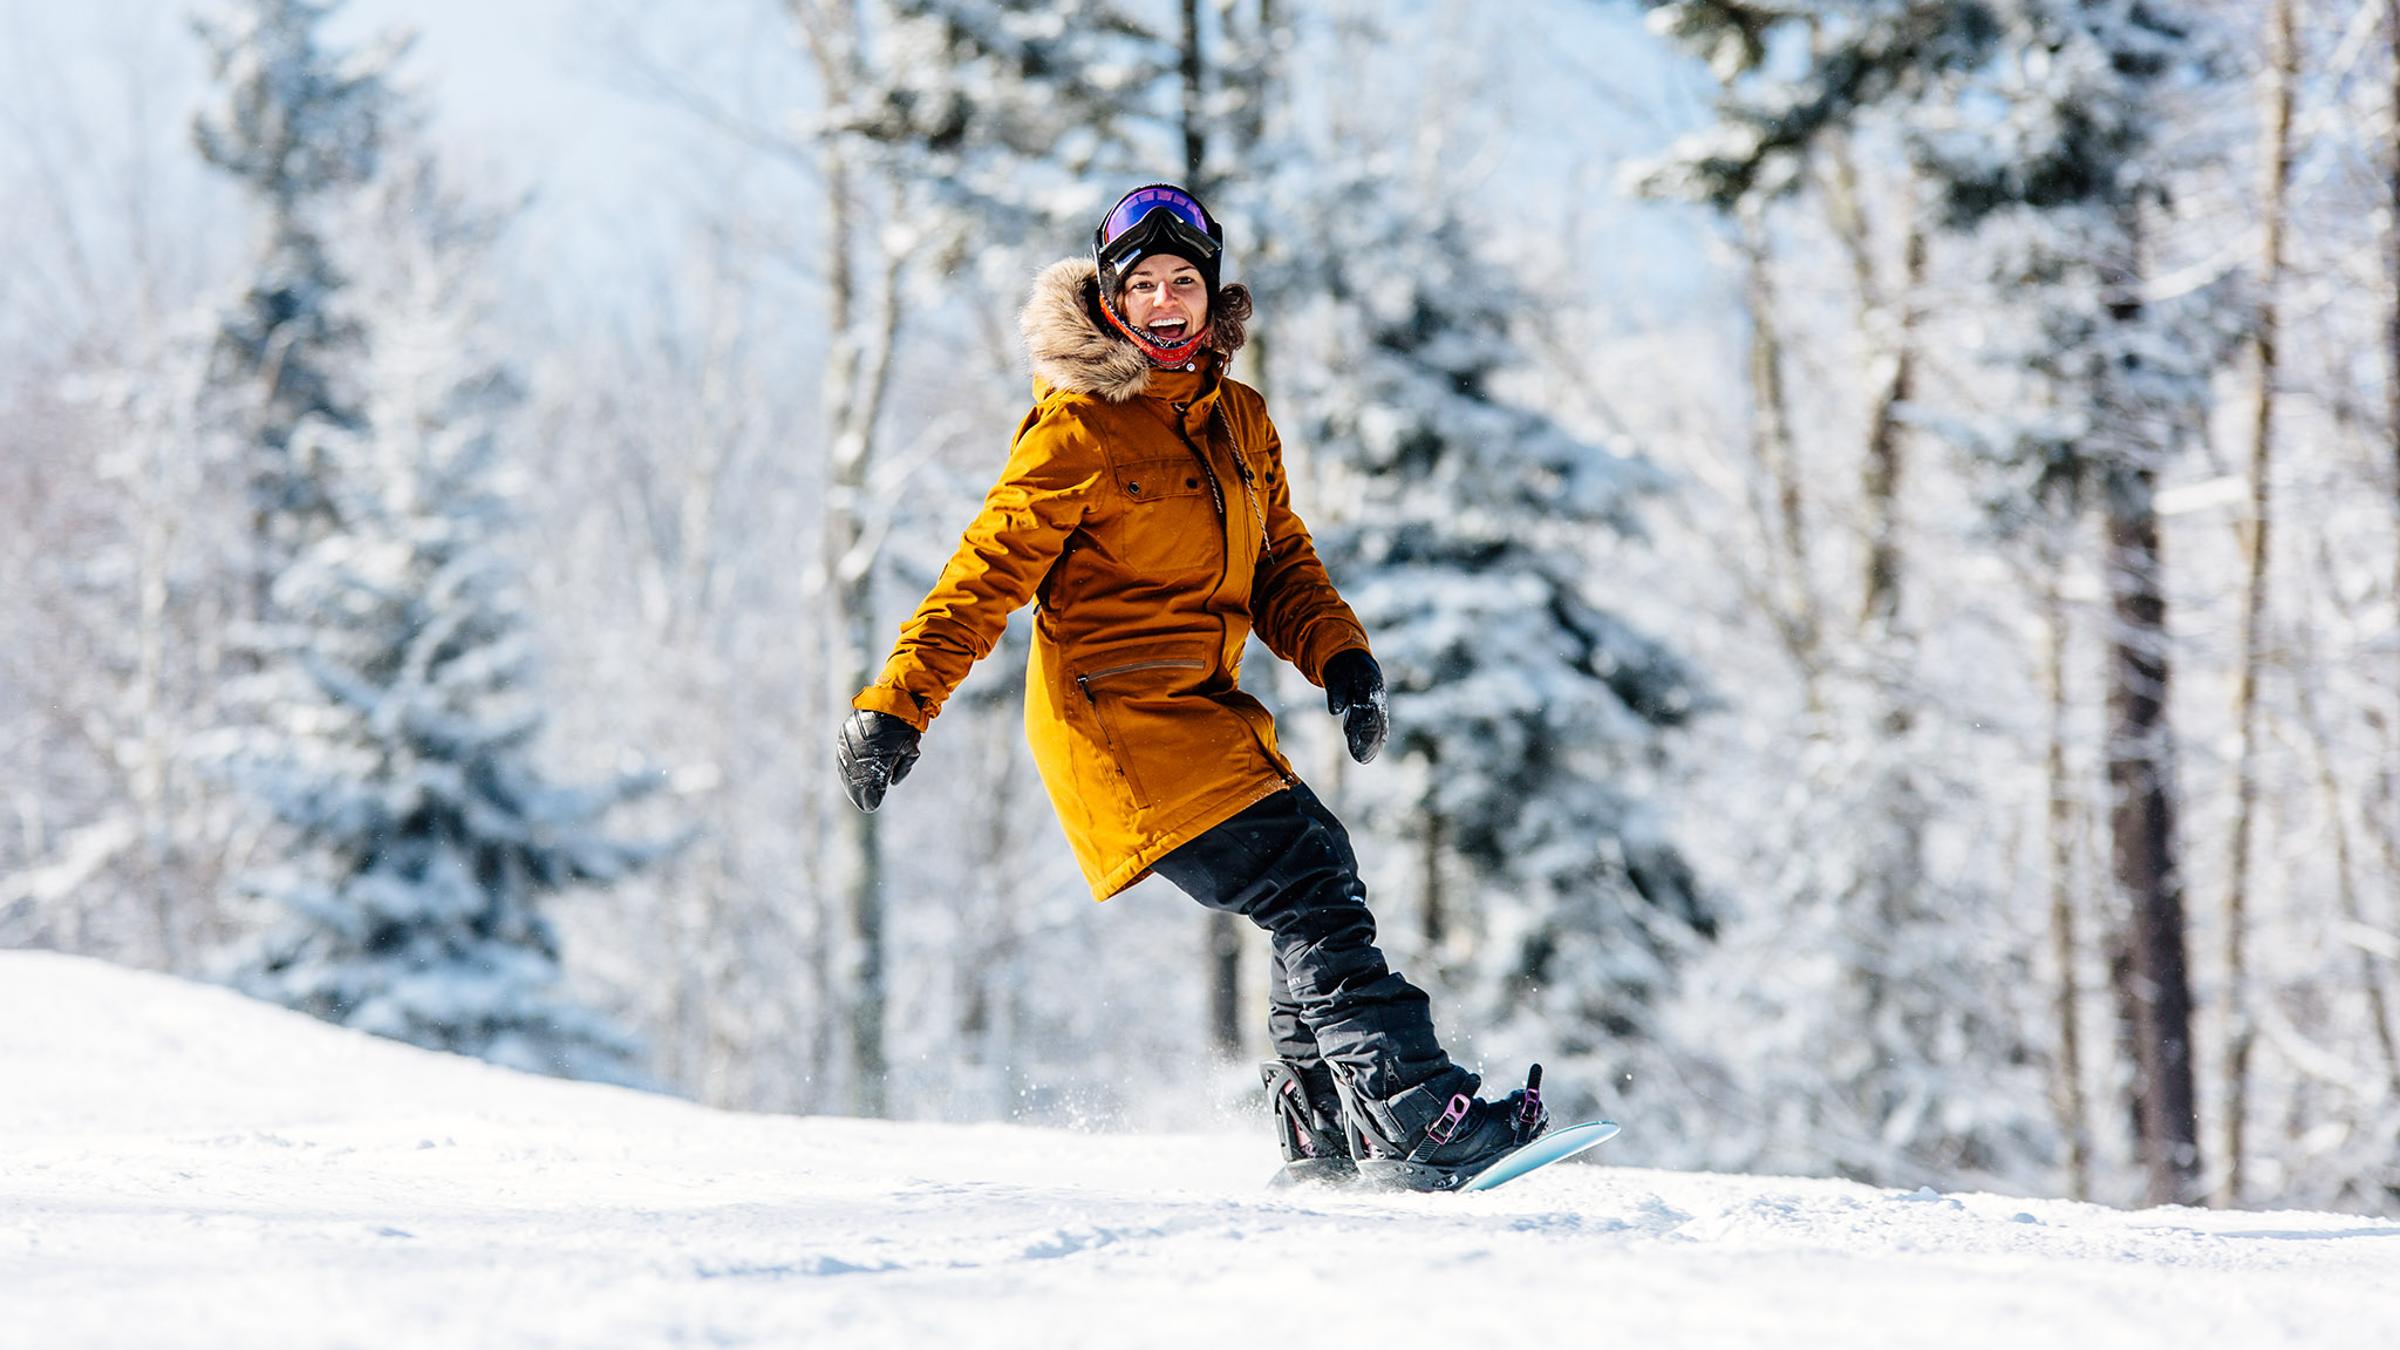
837;710;923;812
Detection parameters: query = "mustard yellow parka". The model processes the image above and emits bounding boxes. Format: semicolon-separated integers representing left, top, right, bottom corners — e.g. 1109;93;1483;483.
851;259;1370;900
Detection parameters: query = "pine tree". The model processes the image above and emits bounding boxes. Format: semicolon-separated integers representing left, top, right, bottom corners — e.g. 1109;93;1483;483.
218;152;672;1087
840;0;1173;237
192;0;406;608
833;0;1288;335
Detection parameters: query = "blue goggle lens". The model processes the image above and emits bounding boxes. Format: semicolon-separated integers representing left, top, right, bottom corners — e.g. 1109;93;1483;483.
1100;186;1212;247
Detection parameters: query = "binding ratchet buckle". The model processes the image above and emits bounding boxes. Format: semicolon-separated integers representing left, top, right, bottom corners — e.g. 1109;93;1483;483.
1426;1093;1472;1145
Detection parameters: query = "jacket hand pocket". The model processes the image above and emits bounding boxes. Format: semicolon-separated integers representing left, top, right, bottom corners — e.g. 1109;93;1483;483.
1075;655;1207;811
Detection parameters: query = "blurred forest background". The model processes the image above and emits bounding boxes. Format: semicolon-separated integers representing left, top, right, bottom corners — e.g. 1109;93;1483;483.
6;0;2400;1216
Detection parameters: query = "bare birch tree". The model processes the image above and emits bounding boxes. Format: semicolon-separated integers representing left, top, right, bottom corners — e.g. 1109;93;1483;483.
2038;518;2094;1201
787;0;917;1117
2220;0;2301;1207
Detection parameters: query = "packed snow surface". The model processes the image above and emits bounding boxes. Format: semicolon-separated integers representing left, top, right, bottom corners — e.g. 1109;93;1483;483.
6;952;2397;1349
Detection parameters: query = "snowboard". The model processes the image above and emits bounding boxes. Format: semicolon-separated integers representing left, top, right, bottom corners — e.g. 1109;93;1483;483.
1339;1118;1621;1193
1459;1119;1620;1192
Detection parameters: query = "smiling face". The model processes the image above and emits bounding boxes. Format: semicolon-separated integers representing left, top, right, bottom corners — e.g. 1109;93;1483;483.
1117;253;1209;345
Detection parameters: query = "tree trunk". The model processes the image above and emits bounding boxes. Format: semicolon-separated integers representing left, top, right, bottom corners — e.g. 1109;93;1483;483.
1817;136;1924;640
1174;0;1248;1062
1422;806;1447;952
2220;0;2299;1207
1737;201;1822;692
128;413;186;971
2041;527;2093;1201
1180;0;1207;189
2386;0;2400;973
790;0;907;1117
2092;189;2201;1207
823;153;889;1117
1860;214;1924;639
2103;478;2201;1205
2106;923;2146;1172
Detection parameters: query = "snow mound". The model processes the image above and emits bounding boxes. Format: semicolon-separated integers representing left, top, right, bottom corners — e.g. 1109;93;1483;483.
6;951;2398;1349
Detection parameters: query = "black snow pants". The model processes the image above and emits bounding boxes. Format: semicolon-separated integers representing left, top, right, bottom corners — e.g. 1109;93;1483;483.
1151;783;1470;1105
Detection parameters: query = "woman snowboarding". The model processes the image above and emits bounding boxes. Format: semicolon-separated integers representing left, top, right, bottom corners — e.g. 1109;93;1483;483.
836;183;1545;1188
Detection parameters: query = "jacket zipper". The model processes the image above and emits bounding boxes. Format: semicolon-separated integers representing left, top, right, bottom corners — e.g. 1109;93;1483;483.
1076;657;1207;696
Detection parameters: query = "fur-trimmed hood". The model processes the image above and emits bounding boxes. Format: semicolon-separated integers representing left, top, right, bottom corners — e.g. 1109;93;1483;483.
1019;258;1253;403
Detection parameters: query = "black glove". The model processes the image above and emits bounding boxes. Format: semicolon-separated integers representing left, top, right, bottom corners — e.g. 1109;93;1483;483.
836;709;922;812
1322;649;1387;765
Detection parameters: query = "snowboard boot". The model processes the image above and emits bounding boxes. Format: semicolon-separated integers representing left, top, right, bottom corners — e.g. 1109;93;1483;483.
1330;1063;1551;1192
1260;1059;1358;1187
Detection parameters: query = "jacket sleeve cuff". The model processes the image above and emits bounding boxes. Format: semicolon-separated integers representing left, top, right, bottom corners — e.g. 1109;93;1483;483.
852;682;932;732
1306;628;1373;686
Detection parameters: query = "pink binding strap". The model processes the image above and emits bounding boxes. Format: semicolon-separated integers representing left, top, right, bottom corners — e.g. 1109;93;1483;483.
1426;1093;1471;1145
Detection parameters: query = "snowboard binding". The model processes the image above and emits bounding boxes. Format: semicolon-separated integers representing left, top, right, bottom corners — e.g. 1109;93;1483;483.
1260;1059;1359;1188
1330;1063;1551;1193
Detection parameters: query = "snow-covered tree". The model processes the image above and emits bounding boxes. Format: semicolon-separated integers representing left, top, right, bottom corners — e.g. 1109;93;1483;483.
5;322;251;969
0;18;267;970
1632;0;2065;1192
217;154;672;1087
840;1;1173;236
1643;0;2237;1204
192;0;407;607
1927;0;2235;1208
1283;178;1712;1113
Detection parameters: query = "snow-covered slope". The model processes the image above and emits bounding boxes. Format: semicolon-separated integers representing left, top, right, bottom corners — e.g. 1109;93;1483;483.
5;951;2396;1350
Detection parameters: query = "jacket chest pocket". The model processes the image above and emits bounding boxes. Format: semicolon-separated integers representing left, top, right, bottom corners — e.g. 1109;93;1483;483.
1109;455;1218;573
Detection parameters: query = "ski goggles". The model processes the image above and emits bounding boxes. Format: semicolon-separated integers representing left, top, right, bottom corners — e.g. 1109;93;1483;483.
1094;184;1221;272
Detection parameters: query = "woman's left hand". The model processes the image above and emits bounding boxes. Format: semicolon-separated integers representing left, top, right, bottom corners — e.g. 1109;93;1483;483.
1323;649;1388;765
837;709;923;812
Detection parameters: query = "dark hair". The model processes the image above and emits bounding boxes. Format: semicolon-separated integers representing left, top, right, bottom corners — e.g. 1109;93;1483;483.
1206;283;1252;360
